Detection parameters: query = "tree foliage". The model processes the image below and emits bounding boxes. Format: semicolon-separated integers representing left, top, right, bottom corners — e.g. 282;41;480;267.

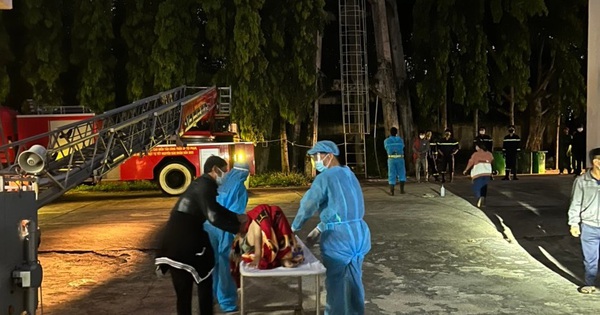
121;0;159;100
0;12;12;102
70;0;116;111
201;0;325;141
150;0;200;91
21;0;67;105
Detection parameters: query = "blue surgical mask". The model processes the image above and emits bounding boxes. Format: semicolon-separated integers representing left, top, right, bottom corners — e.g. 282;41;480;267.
315;160;327;172
314;154;331;172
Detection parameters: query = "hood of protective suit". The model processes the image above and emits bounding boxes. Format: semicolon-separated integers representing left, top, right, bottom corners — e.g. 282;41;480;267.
216;166;249;215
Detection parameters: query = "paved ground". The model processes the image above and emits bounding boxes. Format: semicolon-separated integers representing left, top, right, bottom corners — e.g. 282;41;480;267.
35;174;600;314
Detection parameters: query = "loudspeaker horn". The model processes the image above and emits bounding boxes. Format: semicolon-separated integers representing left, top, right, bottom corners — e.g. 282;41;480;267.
18;145;47;175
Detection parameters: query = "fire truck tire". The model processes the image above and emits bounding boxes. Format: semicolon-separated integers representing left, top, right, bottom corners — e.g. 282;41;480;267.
158;162;193;196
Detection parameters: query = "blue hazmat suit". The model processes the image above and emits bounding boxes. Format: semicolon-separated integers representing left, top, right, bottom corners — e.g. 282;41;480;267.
384;135;406;184
203;163;249;312
292;166;371;315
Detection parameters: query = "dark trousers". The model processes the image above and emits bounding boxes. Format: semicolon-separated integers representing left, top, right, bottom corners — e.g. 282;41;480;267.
504;153;517;177
573;154;585;175
170;267;214;315
440;155;454;173
559;151;572;174
427;155;439;178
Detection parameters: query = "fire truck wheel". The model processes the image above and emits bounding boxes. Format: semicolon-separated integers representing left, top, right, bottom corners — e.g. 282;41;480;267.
158;162;193;196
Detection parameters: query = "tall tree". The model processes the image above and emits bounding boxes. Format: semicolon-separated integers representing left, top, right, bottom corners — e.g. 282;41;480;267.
151;0;200;91
369;0;398;135
21;0;67;106
488;0;546;128
0;11;12;103
201;0;325;172
121;0;159;100
70;0;116;111
523;0;586;151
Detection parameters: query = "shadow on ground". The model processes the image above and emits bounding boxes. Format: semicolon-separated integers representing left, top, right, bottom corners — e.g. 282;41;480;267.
445;175;585;286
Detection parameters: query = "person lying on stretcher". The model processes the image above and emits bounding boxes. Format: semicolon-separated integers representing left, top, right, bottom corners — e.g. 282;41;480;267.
230;204;304;270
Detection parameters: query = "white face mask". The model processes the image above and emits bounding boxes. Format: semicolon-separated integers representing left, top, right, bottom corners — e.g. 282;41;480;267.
479;131;485;135
578;128;584;132
215;168;227;185
419;135;425;139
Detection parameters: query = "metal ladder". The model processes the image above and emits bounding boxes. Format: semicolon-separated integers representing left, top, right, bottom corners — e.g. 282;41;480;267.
339;0;369;178
0;86;221;207
217;86;232;115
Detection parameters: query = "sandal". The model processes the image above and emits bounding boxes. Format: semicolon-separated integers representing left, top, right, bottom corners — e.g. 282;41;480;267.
579;286;597;294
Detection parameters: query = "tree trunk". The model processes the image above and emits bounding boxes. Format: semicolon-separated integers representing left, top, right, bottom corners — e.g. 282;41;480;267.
441;93;448;131
291;120;302;173
280;120;290;174
369;0;398;134
525;98;544;151
307;31;322;177
386;0;415;172
509;86;515;126
255;121;274;174
474;109;479;136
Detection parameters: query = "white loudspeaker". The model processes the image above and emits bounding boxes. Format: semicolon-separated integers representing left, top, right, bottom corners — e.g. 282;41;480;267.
0;0;12;10
18;145;47;174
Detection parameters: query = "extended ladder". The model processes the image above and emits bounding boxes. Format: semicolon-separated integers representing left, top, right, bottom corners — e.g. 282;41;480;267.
339;0;369;178
0;86;222;207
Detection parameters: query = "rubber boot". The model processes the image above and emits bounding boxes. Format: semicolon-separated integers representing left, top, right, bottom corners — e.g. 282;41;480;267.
425;172;429;182
441;173;446;183
390;184;395;196
502;169;510;180
512;174;519;180
449;172;454;183
400;182;405;194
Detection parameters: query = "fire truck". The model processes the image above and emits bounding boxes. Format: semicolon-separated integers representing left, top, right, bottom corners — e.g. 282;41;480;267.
0;86;255;314
0;86;255;196
105;86;255;195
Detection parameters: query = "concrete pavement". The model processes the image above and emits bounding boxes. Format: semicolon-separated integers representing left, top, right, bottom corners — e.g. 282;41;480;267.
36;175;600;314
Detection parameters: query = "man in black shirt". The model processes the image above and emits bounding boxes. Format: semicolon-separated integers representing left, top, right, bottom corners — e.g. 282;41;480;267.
156;156;247;315
437;129;460;183
502;125;521;180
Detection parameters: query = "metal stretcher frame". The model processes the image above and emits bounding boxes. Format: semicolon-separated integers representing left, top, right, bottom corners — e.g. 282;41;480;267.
239;237;327;314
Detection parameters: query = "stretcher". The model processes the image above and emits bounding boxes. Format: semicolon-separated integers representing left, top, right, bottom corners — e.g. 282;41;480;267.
239;236;327;314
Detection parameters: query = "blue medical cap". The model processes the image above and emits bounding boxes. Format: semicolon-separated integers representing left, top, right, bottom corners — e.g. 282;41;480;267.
307;140;340;156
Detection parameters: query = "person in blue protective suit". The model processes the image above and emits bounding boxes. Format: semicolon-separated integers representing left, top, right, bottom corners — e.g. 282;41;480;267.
291;140;371;315
384;127;406;195
203;162;250;313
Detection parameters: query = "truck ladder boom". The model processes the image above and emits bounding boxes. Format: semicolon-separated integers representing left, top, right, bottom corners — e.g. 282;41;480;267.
0;86;221;207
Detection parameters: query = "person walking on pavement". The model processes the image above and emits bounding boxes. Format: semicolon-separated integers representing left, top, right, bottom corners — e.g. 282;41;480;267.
203;161;250;313
463;142;494;208
384;127;406;195
567;148;600;294
291;140;371;315
437;129;460;183
502;125;521;180
155;156;247;315
413;130;429;183
426;130;440;181
559;126;573;175
474;126;495;178
572;124;587;176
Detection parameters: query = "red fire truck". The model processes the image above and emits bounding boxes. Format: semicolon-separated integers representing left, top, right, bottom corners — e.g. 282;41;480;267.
0;86;255;195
